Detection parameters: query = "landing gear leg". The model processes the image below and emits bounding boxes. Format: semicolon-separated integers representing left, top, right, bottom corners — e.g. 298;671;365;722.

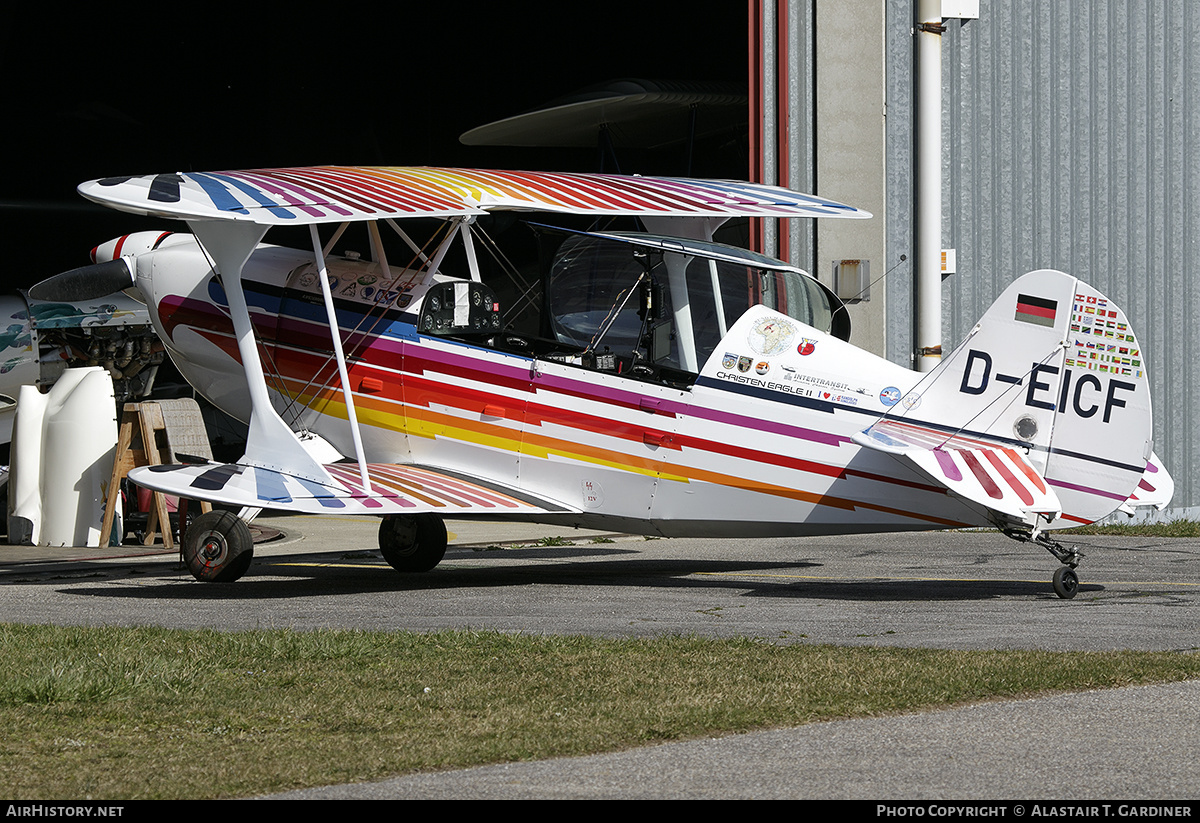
1040;535;1082;600
379;513;447;572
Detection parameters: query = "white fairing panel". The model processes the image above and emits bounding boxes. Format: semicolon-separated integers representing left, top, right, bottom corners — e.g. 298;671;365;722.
9;367;118;546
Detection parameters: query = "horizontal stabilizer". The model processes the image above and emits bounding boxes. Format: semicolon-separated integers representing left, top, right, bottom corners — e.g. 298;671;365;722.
854;420;1061;528
1118;452;1174;515
127;461;579;517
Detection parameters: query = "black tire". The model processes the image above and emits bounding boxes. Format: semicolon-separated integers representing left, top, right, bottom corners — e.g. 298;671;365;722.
379;513;447;572
1052;566;1079;600
183;510;254;582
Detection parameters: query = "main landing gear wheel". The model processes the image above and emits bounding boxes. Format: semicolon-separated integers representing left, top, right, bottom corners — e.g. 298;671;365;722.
182;510;254;582
1052;566;1079;600
379;513;447;572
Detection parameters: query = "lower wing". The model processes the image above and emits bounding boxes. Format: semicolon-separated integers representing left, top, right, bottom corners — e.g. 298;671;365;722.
128;461;578;516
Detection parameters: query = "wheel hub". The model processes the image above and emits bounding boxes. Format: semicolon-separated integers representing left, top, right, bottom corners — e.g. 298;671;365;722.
200;535;226;562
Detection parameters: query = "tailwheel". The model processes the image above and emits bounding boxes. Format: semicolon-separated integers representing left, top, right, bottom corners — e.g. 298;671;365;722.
1006;528;1083;600
182;510;254;582
379;513;447;572
1052;565;1079;600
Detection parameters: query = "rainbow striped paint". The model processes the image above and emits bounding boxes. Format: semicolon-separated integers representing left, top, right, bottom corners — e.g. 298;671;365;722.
70;164;1173;596
111;234;1161;535
80;167;872;225
137;255;996;534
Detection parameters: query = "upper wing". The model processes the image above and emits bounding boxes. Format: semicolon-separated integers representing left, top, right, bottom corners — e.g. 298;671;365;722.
77;166;871;225
128;461;580;517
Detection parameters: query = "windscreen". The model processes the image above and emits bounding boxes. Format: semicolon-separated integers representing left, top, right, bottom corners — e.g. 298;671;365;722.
547;233;842;373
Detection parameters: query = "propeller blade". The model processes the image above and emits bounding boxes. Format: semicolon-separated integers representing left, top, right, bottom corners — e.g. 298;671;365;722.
28;259;135;302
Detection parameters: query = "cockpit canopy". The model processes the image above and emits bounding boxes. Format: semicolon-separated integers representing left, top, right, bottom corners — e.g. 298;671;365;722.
545;229;849;375
408;222;850;387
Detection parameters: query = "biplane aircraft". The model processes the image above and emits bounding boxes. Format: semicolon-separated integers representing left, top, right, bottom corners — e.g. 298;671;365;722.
34;166;1172;598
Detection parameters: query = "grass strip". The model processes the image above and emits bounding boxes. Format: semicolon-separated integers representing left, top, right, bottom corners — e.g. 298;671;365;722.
0;623;1197;799
1059;519;1200;537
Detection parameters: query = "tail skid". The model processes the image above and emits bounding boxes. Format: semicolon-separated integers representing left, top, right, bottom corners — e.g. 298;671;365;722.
855;270;1166;530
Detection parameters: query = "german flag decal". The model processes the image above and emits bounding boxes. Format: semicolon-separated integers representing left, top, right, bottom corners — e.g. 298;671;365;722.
1015;294;1057;327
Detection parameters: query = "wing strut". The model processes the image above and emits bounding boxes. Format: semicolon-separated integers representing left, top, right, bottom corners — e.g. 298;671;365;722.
309;224;371;489
421;216;467;286
187;220;335;486
459;217;482;282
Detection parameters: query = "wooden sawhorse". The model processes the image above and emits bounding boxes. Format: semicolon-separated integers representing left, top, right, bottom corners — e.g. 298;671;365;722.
100;400;212;549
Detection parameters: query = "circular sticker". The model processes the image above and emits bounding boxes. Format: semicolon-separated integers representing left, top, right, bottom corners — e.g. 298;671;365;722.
747;316;796;356
879;386;901;407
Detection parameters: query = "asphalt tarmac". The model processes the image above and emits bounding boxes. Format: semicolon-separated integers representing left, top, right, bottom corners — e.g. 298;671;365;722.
2;515;1198;799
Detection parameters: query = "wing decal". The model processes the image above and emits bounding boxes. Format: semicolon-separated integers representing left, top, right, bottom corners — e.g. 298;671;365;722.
148;173;184;203
130;461;578;517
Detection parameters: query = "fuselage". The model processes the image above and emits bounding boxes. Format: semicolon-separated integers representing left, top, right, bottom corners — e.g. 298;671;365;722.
121;232;991;537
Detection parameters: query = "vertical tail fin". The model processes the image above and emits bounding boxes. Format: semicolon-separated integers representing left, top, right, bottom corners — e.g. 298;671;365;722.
856;270;1159;528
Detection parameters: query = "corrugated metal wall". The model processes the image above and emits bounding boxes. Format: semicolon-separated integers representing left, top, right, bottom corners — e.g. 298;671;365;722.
887;0;1200;516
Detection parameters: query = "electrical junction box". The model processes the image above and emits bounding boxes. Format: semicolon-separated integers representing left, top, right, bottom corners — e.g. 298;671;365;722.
940;1;979;19
833;259;870;303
